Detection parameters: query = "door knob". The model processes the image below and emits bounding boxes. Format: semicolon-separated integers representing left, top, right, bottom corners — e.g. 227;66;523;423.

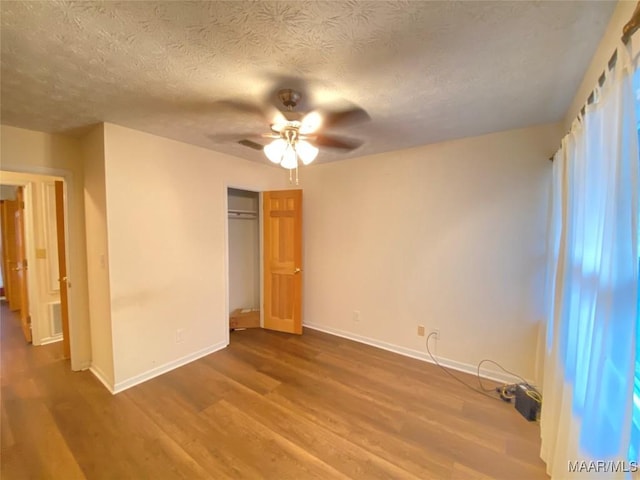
294;268;301;274
59;276;68;282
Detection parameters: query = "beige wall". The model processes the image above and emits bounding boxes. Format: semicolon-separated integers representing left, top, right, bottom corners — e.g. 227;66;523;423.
82;125;115;386
301;123;562;381
101;123;288;390
0;125;91;370
564;0;637;128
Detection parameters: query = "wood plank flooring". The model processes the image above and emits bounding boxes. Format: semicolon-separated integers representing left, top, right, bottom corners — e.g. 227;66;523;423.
1;302;548;479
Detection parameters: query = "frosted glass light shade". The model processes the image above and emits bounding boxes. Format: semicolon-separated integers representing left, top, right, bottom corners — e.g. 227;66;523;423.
296;140;319;165
300;111;322;134
264;139;287;163
280;145;298;169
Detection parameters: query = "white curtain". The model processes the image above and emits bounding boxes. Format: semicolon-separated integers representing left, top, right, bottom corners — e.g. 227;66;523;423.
541;41;639;479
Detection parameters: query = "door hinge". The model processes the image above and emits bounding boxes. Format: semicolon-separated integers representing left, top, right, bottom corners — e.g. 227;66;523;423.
20;201;25;209
28;315;32;326
23;259;28;268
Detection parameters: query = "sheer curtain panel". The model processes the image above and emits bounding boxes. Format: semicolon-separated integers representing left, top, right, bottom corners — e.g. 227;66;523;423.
541;41;639;479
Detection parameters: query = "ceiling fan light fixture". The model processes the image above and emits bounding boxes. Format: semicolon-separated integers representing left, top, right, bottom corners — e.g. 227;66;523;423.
280;144;298;169
264;138;287;163
271;121;289;133
299;111;322;135
296;140;319;165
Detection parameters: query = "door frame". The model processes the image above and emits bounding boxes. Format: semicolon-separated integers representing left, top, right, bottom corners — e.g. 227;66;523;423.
223;183;264;346
0;167;79;368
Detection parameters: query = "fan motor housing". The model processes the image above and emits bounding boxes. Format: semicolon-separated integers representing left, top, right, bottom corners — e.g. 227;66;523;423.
278;89;301;108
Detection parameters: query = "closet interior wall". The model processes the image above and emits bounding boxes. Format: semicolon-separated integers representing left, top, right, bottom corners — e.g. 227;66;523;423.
227;188;260;316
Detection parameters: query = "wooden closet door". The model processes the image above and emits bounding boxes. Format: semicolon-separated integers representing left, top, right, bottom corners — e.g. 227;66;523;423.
1;198;21;311
15;187;32;342
263;190;302;334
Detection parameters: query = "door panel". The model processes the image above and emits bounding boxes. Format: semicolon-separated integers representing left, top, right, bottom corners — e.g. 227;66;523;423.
263;190;302;334
55;181;71;358
14;187;32;343
1;199;21;311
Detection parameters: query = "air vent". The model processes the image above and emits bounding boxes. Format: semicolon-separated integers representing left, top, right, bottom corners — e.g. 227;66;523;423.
48;301;62;336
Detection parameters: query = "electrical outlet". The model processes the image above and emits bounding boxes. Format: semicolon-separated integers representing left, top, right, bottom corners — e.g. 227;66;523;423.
176;328;185;343
431;329;440;341
353;310;361;322
417;325;425;336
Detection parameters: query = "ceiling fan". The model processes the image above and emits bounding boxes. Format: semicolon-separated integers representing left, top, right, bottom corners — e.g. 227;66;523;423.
218;88;370;184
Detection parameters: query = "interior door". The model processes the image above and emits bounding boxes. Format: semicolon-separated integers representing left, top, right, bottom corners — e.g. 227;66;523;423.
1;199;21;311
55;181;71;358
263;189;303;334
14;187;32;342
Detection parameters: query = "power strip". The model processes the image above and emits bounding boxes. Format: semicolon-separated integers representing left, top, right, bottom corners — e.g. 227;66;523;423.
514;383;541;421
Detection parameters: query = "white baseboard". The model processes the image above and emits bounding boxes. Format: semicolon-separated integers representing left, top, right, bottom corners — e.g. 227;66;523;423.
90;364;115;393
39;335;63;346
303;322;530;386
74;360;91;371
110;341;228;394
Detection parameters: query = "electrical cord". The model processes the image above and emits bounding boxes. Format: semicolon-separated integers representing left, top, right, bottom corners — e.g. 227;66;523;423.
476;359;531;393
425;332;504;402
425;332;543;405
500;385;516;401
523;388;543;404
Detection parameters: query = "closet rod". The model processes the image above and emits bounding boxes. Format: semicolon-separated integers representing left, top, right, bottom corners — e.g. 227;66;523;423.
622;1;640;45
228;209;257;220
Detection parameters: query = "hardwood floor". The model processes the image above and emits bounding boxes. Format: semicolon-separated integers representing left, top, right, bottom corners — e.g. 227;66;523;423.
1;302;548;479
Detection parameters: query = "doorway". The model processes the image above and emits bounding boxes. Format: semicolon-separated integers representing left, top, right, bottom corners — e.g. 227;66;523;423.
227;188;261;335
0;174;71;361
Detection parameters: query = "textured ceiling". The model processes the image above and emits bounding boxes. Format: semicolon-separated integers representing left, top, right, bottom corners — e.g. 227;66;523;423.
1;1;616;164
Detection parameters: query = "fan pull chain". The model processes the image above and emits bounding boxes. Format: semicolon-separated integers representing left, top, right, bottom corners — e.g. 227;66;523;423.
287;166;300;185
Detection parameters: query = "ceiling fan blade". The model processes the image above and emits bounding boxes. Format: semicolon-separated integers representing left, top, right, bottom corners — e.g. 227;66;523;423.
210;100;286;125
321;106;371;129
211;100;264;117
207;132;277;143
312;134;363;151
237;139;266;150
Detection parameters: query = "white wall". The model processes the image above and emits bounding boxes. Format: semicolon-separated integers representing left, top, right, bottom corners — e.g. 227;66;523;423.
101;123;288;390
0;125;91;370
82;125;115;387
301;123;562;381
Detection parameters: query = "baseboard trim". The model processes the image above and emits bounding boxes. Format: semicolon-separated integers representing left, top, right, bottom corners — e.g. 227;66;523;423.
39;335;63;346
74;360;91;371
90;364;115;394
303;323;529;386
111;341;228;394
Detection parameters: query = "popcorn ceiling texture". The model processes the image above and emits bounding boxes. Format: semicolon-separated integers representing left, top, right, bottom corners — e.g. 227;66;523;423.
1;1;615;163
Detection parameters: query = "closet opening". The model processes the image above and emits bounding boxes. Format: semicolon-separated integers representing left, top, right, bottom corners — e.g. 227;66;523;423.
227;188;261;339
